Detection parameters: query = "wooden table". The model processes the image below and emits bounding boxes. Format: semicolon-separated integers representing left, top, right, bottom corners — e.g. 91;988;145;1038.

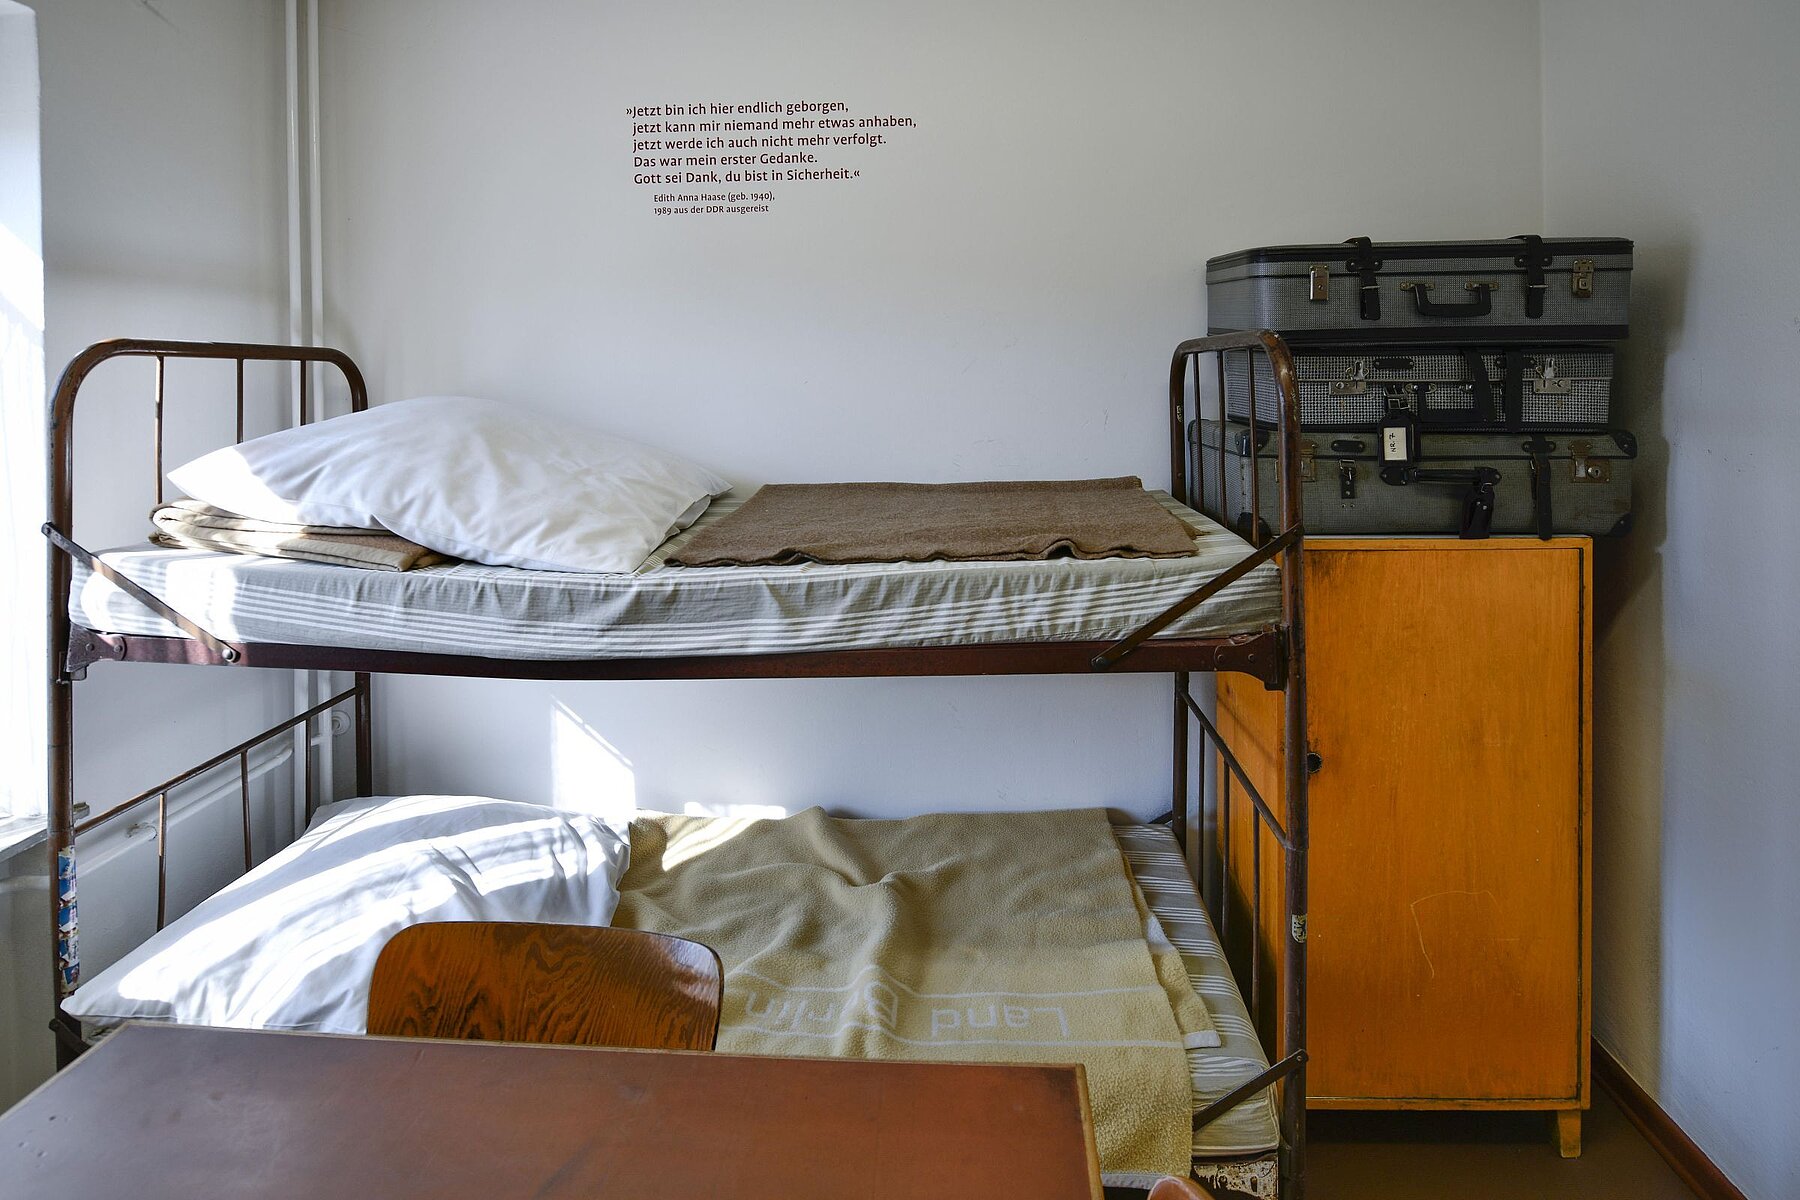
0;1023;1104;1199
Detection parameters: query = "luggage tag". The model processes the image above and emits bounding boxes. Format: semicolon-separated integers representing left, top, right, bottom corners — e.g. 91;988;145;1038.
1377;393;1420;486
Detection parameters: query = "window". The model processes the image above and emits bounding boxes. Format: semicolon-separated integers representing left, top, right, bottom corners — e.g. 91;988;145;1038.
0;1;44;837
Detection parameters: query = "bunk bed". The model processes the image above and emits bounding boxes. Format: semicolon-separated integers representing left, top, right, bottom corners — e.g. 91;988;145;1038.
42;333;1310;1198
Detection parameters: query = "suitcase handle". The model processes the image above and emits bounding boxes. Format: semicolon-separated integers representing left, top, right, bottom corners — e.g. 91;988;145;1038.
1400;281;1494;319
1378;465;1502;539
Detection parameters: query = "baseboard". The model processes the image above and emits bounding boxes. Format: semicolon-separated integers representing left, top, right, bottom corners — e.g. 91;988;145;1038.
1591;1041;1747;1200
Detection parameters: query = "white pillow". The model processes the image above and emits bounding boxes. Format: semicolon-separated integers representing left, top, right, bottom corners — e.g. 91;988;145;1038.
62;795;630;1036
167;396;730;572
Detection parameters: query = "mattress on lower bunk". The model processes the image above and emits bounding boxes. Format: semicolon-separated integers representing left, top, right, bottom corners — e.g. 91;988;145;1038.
1116;823;1281;1161
68;492;1280;659
62;808;1280;1165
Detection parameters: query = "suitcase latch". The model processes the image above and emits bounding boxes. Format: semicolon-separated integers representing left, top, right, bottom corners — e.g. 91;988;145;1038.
1569;439;1610;482
1299;441;1317;482
1571;258;1596;298
1338;460;1357;500
1308;263;1330;302
1329;359;1370;396
1532;356;1572;395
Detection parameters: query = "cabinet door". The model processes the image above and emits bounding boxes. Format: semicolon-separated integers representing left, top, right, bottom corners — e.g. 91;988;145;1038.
1306;540;1589;1104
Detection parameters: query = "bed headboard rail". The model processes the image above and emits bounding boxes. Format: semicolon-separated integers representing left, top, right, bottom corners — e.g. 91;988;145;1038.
47;338;368;542
44;339;370;1038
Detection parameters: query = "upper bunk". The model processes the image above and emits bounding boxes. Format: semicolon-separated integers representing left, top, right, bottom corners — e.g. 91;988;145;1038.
47;334;1306;689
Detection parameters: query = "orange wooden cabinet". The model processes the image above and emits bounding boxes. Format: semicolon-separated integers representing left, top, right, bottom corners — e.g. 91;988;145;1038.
1217;537;1591;1154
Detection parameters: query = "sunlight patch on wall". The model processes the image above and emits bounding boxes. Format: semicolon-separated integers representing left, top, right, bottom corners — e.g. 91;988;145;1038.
549;699;637;823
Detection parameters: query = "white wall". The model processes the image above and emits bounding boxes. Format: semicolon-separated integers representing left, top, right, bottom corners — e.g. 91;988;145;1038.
1541;3;1800;1196
0;0;308;1108
321;0;1544;820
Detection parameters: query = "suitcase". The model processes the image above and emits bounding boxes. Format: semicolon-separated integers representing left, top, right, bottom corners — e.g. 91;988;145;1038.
1223;344;1615;430
1205;236;1632;344
1192;418;1635;540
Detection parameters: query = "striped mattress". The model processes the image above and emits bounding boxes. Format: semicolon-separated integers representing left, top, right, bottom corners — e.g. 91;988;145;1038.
69;492;1280;659
1116;823;1282;1169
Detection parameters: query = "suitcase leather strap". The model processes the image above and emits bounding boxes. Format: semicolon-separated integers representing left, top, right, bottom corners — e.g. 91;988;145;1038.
1502;348;1527;429
1512;234;1552;319
1525;433;1555;540
1344;236;1382;321
1459;349;1500;425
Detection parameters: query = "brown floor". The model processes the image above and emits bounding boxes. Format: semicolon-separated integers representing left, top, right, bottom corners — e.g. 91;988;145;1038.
1305;1088;1697;1200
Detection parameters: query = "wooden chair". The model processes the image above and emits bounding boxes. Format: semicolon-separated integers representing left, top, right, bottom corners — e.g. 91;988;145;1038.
367;921;723;1051
1146;1177;1212;1200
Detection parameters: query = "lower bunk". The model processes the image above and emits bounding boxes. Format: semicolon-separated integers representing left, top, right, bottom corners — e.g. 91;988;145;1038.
56;795;1281;1196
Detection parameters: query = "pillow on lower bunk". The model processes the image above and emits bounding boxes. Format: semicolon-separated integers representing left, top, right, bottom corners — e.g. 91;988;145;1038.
61;795;630;1036
166;395;731;572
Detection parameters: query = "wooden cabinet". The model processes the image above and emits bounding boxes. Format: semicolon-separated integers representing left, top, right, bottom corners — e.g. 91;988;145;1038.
1217;537;1590;1153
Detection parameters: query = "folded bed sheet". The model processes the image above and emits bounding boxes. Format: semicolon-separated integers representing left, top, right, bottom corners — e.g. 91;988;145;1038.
1115;823;1281;1163
70;491;1281;659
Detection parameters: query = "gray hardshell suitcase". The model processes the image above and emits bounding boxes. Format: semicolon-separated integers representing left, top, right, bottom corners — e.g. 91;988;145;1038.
1225;344;1615;429
1206;236;1632;344
1193;418;1635;540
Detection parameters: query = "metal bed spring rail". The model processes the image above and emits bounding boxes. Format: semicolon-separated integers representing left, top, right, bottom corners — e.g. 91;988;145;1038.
43;340;375;1057
1163;331;1309;1200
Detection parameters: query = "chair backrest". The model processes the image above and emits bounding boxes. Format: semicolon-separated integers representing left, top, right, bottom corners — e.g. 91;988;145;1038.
367;922;723;1052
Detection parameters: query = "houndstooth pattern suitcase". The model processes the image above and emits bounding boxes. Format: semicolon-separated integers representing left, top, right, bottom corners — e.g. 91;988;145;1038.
1223;344;1615;430
1206;236;1632;344
1193;418;1635;540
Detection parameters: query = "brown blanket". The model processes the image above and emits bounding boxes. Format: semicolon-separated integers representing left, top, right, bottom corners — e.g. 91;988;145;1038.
666;477;1197;567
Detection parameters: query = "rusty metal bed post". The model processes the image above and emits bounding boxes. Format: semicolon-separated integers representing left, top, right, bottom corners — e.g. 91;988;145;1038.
354;672;374;798
45;340;369;1067
1274;335;1310;1200
1166;329;1308;1199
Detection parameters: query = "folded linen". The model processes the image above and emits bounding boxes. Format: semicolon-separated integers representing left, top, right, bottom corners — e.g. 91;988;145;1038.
150;499;450;572
664;477;1200;566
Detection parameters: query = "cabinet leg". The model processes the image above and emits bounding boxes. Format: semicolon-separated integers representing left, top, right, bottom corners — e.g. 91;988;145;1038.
1553;1108;1582;1158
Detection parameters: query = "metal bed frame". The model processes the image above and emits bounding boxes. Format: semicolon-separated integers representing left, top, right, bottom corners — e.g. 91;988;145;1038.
42;332;1310;1198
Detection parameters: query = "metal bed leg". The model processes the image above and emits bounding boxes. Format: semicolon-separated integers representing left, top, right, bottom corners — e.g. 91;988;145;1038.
354;672;373;797
1281;611;1310;1200
1172;670;1190;853
47;528;79;1068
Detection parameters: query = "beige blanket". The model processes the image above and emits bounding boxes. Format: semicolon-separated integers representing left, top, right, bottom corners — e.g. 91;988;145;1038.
665;477;1199;566
150;500;450;572
614;807;1214;1179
